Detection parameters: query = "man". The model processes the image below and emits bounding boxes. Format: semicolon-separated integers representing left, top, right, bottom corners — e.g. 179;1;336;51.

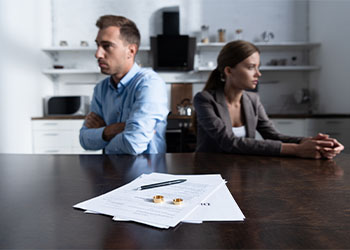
79;15;168;154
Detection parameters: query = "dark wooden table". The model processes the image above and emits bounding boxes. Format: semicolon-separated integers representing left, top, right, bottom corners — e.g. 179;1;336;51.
0;153;349;249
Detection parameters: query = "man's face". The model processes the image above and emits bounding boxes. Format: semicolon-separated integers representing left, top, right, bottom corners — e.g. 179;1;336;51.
95;26;134;79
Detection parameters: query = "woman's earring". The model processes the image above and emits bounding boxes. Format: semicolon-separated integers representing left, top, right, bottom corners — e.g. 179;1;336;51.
220;73;225;82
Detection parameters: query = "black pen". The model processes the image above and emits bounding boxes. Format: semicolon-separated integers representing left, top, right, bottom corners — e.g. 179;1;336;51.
138;179;187;190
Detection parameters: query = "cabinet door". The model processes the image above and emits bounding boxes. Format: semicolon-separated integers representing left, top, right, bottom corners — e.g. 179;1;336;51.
32;120;81;130
32;119;102;154
271;119;306;137
33;130;74;148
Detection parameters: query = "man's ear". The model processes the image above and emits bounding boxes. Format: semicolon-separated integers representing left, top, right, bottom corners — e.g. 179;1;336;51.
127;44;138;59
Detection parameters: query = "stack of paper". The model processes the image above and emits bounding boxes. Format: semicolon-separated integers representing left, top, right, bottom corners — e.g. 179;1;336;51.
73;172;245;229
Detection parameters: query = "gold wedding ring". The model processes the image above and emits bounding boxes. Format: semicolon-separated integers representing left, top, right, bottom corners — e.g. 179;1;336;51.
153;195;164;203
173;198;183;205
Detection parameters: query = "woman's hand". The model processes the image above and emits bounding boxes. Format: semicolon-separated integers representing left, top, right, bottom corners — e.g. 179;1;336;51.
319;138;344;159
295;139;334;159
300;133;329;144
298;133;344;159
281;134;340;159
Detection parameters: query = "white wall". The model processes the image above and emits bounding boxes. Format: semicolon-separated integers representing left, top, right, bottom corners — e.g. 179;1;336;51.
51;0;202;47
51;0;308;46
0;0;52;153
309;0;350;113
201;0;308;42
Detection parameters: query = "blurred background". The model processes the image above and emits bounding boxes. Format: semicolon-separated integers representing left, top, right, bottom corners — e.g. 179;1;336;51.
0;0;349;154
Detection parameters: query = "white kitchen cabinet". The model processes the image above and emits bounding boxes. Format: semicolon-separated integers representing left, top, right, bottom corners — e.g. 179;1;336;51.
31;119;102;154
257;117;350;153
271;118;306;137
255;118;306;140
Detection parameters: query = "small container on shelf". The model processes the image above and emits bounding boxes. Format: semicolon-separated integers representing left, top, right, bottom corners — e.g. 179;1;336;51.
59;40;68;46
80;41;89;47
201;25;210;43
218;29;226;43
235;29;243;40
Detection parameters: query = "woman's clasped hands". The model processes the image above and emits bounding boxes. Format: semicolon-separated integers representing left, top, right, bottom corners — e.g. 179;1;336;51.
297;133;344;159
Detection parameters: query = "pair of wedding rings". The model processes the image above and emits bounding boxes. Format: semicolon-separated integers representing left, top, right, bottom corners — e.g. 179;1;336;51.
153;195;183;205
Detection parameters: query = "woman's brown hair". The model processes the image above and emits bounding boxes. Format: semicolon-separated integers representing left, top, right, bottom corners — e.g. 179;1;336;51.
203;40;260;91
192;40;260;134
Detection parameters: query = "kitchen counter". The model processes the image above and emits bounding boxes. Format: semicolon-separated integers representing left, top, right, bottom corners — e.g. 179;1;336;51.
32;116;86;120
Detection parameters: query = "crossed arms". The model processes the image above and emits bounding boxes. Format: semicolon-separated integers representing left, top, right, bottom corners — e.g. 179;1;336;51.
84;112;125;141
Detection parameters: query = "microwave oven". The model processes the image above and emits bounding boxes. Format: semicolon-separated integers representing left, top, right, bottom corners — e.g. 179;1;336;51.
44;96;90;116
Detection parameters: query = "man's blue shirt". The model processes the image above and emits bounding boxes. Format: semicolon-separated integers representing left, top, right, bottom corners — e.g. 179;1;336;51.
79;63;169;154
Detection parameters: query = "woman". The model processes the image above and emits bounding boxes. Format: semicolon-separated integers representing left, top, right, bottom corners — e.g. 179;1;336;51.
193;40;344;159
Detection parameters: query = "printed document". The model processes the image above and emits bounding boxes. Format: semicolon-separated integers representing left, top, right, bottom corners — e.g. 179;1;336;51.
182;183;245;222
74;172;225;228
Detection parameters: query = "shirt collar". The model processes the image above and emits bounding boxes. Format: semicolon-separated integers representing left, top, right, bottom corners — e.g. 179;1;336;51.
109;63;140;91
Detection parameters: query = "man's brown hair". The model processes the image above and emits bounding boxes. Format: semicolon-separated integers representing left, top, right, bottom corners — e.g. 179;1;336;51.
96;15;140;49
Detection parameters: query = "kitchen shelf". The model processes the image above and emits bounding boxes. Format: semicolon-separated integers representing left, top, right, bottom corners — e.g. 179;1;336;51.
197;41;321;49
42;46;150;53
43;42;320;53
43;69;101;74
259;65;320;71
43;65;320;78
42;47;96;52
43;68;206;83
196;65;320;72
41;41;321;82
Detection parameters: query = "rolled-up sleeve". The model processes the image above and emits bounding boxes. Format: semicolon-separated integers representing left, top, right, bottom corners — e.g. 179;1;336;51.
79;86;109;150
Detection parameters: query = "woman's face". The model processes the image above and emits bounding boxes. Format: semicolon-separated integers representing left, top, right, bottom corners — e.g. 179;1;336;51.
224;51;261;91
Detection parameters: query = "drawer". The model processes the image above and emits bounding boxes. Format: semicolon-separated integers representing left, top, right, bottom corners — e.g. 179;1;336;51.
307;118;350;132
33;131;74;148
72;147;103;154
32;120;84;130
33;147;74;154
72;133;82;147
33;146;102;155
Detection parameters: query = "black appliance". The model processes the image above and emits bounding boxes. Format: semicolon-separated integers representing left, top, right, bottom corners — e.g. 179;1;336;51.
163;12;179;35
151;35;196;71
44;96;89;116
151;10;196;71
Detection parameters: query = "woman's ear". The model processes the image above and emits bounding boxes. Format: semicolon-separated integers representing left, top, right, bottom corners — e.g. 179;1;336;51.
223;66;232;77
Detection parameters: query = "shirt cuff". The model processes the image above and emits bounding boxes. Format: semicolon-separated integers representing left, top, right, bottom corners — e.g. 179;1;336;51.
82;126;109;150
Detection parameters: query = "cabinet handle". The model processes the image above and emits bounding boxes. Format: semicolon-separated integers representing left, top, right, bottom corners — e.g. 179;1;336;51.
43;150;60;153
43;133;59;136
276;121;293;125
325;121;342;125
43;123;59;126
166;129;182;133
